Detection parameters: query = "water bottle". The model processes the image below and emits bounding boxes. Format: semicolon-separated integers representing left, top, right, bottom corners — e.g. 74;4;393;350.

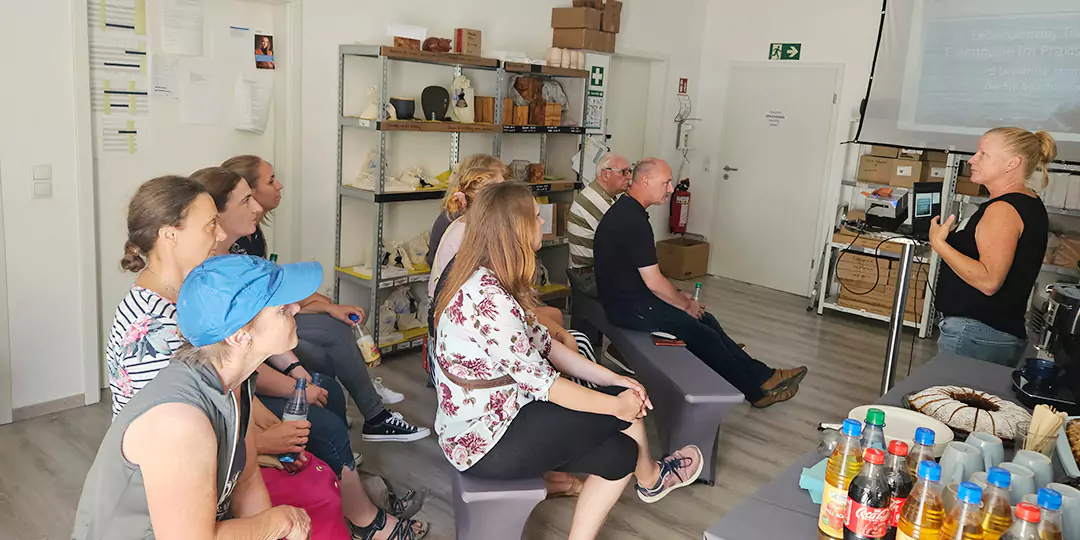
861;408;887;453
1000;503;1040;540
692;282;702;302
280;378;308;463
349;312;382;367
269;253;278;263
941;482;985;540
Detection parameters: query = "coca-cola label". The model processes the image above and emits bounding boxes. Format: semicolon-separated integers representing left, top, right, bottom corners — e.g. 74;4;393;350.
888;496;906;528
819;483;849;537
844;498;889;538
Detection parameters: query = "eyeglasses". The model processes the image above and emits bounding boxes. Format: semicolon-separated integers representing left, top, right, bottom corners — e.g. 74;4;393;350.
602;167;632;176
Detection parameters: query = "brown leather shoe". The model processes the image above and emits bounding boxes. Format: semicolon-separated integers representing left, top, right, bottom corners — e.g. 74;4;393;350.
752;383;800;408
761;366;809;392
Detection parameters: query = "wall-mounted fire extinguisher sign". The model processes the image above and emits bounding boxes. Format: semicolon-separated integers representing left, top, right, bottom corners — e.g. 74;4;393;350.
669;179;691;234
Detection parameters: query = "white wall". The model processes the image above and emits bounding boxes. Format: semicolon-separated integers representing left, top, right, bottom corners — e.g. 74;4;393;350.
298;0;709;284
690;0;882;270
0;0;98;410
95;1;284;359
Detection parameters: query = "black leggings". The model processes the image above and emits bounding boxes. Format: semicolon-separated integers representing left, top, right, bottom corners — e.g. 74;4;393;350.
466;386;637;481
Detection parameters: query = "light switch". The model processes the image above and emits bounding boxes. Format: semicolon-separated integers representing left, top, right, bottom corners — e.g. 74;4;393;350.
32;181;52;199
33;165;52;180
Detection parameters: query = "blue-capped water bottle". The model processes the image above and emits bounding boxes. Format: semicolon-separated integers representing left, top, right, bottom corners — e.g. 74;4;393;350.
279;378;308;463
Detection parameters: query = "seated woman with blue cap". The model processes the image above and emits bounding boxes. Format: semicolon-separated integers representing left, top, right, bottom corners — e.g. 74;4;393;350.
73;255;324;539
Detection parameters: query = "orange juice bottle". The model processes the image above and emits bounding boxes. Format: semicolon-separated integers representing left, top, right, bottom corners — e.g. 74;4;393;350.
897;461;945;540
980;468;1013;540
819;418;865;538
941;482;985;540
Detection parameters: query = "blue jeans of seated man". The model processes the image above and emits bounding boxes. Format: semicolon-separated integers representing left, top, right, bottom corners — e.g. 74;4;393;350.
605;295;774;403
260;373;354;476
937;316;1027;368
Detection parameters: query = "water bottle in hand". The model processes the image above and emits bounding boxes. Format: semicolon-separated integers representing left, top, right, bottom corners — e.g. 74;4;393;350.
693;282;702;302
280;378;308;463
349;312;382;367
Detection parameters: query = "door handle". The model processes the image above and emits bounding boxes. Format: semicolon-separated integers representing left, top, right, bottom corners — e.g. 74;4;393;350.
723;166;739;172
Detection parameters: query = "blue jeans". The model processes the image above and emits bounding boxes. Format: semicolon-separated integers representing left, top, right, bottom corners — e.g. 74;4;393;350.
260;373;354;476
605;295;774;403
937;316;1027;367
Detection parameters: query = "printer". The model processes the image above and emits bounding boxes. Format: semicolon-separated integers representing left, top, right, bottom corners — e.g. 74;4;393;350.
865;188;909;231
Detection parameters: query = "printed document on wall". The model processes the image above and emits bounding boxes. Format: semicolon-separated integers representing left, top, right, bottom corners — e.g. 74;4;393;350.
152;55;179;98
88;0;147;35
161;0;203;56
88;36;151;115
235;75;273;134
181;67;220;125
101;118;148;154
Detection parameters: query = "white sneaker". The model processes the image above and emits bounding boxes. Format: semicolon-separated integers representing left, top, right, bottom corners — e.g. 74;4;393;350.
374;377;405;404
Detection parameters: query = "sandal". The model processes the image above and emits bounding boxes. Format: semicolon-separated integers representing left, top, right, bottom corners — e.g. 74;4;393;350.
349;508;429;540
545;475;584;499
383;478;426;520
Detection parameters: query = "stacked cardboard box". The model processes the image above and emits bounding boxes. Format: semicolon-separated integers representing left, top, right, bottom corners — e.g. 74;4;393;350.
552;1;620;54
836;252;928;323
857;146;982;193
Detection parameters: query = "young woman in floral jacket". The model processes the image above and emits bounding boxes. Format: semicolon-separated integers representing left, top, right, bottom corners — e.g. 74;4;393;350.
432;182;704;539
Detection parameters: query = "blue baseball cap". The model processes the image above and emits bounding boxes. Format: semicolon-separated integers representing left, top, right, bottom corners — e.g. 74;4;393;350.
177;255;322;347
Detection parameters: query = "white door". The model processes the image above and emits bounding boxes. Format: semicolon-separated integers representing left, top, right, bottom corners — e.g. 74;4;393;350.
710;63;840;296
605;56;652;162
0;160;10;424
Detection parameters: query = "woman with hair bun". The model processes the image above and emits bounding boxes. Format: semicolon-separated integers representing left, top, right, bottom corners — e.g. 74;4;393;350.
931;127;1057;366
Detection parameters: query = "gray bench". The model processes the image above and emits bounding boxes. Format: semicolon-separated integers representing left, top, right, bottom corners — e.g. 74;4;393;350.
451;471;547;540
570;288;744;486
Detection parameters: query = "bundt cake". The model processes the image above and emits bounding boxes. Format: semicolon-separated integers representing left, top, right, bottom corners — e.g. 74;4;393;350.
908;386;1031;440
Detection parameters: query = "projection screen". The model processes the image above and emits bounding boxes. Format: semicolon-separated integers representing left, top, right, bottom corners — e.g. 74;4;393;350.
856;0;1080;165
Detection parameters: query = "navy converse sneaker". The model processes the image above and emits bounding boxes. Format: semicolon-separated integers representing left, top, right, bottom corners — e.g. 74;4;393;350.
361;411;431;442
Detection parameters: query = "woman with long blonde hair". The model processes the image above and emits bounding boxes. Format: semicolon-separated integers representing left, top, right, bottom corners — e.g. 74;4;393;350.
432;182;702;539
425;154;506;268
931;127;1056;366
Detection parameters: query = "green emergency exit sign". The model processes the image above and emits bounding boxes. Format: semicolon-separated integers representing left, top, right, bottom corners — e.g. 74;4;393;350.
769;43;801;60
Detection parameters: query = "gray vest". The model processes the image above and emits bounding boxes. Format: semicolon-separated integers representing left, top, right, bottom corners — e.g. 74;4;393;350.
71;361;253;540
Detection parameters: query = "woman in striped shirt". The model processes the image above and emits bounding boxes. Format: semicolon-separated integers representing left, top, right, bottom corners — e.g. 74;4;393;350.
106;176;225;416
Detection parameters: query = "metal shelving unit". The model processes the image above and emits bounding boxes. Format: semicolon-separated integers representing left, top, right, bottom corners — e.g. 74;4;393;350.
334;44;588;351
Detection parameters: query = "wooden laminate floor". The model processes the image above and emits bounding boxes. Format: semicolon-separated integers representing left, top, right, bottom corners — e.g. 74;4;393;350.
0;275;938;540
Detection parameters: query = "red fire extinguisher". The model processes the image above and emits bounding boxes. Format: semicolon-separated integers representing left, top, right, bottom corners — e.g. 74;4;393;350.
669;179;691;234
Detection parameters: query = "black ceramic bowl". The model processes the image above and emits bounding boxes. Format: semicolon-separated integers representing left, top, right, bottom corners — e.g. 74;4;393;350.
389;97;415;120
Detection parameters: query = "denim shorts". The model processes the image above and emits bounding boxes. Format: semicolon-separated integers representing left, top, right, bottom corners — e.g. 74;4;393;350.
937;316;1027;368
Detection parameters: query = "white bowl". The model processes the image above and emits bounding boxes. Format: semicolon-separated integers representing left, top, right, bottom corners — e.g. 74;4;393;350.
849;405;954;458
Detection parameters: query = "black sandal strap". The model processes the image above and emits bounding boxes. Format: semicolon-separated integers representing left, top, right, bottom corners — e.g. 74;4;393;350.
387;518;427;540
349;508;388;540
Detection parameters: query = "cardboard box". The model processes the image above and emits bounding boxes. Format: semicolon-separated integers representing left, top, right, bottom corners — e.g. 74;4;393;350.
552;28;615;54
868;145;899;158
920;161;948;183
656;237;710;280
602;0;623;33
453;28;482;56
836;253;928;322
896;148;949;162
539;203;558;240
955;180;982;197
551;7;602;29
572;0;604;8
856;155;923;187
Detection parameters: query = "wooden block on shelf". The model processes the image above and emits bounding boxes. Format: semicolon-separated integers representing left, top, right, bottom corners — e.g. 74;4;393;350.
541;103;562;126
513;105;530;126
393;37;421;50
474;96;495;124
501;98;514;125
513;76;543;104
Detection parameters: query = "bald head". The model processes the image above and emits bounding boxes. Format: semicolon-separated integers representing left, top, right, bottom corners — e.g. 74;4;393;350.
595;152;631;196
627;158;674;208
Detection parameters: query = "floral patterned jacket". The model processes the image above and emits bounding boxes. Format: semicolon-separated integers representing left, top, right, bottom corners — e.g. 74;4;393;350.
105;287;183;417
434;267;559;470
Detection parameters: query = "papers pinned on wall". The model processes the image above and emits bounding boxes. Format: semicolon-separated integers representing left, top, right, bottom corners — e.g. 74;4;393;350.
234;75;273;134
161;0;204;56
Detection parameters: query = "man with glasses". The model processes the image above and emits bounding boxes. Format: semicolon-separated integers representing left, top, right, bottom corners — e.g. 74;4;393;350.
568;152;632;273
592;158;807;408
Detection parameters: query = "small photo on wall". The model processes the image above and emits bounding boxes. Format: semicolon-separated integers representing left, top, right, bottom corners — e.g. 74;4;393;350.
255;34;275;69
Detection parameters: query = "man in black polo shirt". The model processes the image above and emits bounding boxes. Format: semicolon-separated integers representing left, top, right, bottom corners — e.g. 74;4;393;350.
593;158;807;408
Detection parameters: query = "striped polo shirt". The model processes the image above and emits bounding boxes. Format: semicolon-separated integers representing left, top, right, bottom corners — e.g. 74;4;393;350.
567;180;618;268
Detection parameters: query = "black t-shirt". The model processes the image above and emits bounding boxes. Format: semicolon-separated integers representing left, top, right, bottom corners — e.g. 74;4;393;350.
594;195;657;313
230;226;267;259
936;193;1048;338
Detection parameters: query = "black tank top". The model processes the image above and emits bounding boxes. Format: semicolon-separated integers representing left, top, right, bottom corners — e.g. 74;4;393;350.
936;193;1048;338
